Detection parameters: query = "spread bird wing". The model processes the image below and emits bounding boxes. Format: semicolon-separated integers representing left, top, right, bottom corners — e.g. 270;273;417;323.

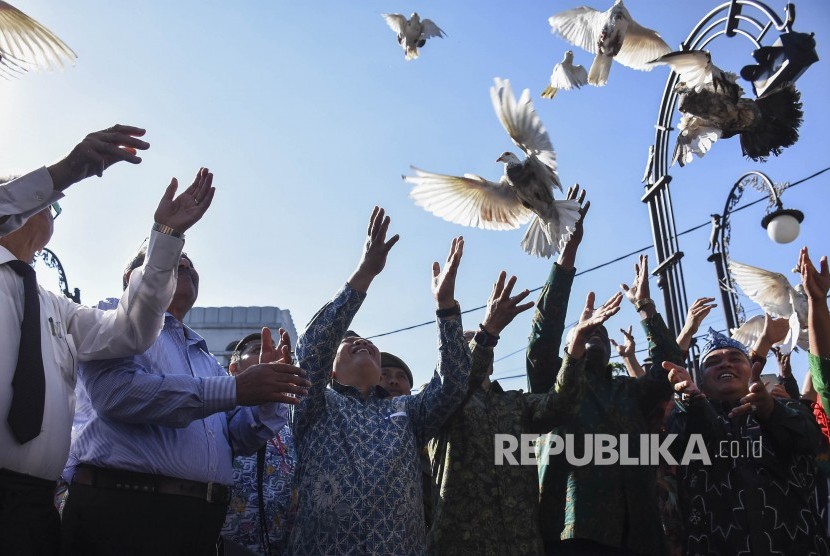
548;7;605;54
420;19;445;39
614;19;670;70
381;13;407;35
730;314;766;349
728;260;796;318
490;78;560;189
404;166;534;230
551;61;588;89
0;1;76;72
649;51;712;86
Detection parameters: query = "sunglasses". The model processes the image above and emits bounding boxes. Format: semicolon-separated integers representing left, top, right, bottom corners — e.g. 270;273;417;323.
49;202;62;220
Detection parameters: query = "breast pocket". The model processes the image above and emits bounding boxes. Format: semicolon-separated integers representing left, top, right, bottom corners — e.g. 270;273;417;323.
49;324;78;384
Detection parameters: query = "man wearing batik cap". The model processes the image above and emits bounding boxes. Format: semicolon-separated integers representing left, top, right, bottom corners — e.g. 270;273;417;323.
379;352;413;397
665;323;829;555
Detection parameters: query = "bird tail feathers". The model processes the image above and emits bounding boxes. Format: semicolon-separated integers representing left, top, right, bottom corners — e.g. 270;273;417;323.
520;200;581;258
741;83;802;161
588;53;612;86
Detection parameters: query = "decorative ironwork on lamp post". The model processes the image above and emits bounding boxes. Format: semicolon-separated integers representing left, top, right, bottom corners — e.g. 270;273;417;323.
640;0;816;372
37;248;81;303
707;171;803;334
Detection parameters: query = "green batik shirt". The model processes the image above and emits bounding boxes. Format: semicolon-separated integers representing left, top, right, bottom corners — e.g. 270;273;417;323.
426;338;585;556
809;352;830;414
534;308;683;556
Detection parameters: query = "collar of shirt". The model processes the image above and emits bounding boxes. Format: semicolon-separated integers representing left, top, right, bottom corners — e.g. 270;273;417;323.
330;380;390;401
163;313;209;352
0;245;20;265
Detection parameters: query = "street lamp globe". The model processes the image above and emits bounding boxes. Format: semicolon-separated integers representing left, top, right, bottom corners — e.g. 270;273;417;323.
762;208;804;244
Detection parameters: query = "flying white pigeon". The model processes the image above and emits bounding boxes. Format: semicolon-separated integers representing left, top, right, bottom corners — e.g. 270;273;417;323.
382;13;445;61
541;50;589;99
404;78;581;258
728;260;808;354
730;314;808;354
649;49;803;165
0;1;76;79
548;0;670;86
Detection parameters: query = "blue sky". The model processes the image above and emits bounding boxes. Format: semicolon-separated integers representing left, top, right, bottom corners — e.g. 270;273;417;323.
3;0;829;390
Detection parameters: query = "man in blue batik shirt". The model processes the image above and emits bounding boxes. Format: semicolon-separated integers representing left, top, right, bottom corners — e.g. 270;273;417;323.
289;207;471;555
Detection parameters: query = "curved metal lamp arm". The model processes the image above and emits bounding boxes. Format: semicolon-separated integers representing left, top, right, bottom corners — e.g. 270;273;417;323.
37;248;81;304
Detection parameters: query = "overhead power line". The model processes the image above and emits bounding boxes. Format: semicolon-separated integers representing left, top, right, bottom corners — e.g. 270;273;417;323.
366;165;829;341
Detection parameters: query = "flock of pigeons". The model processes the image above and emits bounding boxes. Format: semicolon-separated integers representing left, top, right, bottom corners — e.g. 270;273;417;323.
0;2;810;345
385;1;804;261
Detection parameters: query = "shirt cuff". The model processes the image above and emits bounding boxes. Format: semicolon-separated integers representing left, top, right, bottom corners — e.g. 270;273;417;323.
203;375;237;414
252;402;290;433
145;228;185;269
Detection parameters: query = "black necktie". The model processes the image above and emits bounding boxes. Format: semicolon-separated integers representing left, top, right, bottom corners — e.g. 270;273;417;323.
5;260;45;443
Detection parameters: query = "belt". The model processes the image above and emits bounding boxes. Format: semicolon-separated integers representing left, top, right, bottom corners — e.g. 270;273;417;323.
72;464;230;505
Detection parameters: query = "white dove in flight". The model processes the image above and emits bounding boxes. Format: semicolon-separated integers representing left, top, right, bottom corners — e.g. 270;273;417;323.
541;50;589;99
649;49;803;165
404;78;581;258
548;0;670;86
382;13;445;61
728;259;808;354
0;1;76;79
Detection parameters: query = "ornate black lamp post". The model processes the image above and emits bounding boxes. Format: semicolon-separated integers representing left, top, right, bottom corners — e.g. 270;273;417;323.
641;0;816;369
37;248;81;303
707;171;803;334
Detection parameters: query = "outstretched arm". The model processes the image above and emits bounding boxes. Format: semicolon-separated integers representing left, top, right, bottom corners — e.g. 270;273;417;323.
526;184;589;393
799;247;830;412
407;237;472;446
294;207;399;437
1;124;150;235
62;168;215;361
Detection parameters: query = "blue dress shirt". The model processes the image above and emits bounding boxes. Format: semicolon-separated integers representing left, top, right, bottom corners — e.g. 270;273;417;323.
66;313;288;485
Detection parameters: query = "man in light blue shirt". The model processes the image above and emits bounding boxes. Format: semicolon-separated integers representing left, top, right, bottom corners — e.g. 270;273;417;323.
61;247;310;555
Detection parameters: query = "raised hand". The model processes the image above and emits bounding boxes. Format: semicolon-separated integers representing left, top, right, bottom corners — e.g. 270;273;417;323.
349;206;400;292
729;361;775;420
558;184;591;269
677;297;717;351
481;271;534;336
432;236;464;310
773;348;792;379
798;247;830;301
610;325;636;358
153;167;215;233
568;291;623;359
234;361;311;406
47;124;150;190
663;361;703;398
621;254;651;308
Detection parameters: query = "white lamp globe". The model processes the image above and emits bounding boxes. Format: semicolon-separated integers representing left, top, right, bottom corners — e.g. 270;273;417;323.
763;210;803;244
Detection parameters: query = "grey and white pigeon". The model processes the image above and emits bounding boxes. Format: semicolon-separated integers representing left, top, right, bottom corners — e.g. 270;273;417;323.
541;50;589;99
649;49;803;164
548;0;669;86
728;259;808;354
404;78;581;258
0;1;76;79
382;13;445;61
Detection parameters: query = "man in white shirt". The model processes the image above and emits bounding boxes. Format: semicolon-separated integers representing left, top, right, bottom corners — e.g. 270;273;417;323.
0;125;216;555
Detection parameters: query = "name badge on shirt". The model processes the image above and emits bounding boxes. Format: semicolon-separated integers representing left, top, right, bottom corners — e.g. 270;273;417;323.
385;411;407;420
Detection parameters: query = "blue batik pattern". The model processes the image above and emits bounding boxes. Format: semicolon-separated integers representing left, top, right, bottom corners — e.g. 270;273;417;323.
288;283;470;555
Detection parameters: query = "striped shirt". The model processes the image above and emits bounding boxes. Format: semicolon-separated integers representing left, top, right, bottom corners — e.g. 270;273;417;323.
66;313;288;485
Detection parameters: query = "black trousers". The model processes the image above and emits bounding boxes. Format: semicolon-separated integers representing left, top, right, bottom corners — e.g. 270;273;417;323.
61;483;227;556
0;469;60;556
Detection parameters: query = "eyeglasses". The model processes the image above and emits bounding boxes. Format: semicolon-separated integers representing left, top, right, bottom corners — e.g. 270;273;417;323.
49;202;62;220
